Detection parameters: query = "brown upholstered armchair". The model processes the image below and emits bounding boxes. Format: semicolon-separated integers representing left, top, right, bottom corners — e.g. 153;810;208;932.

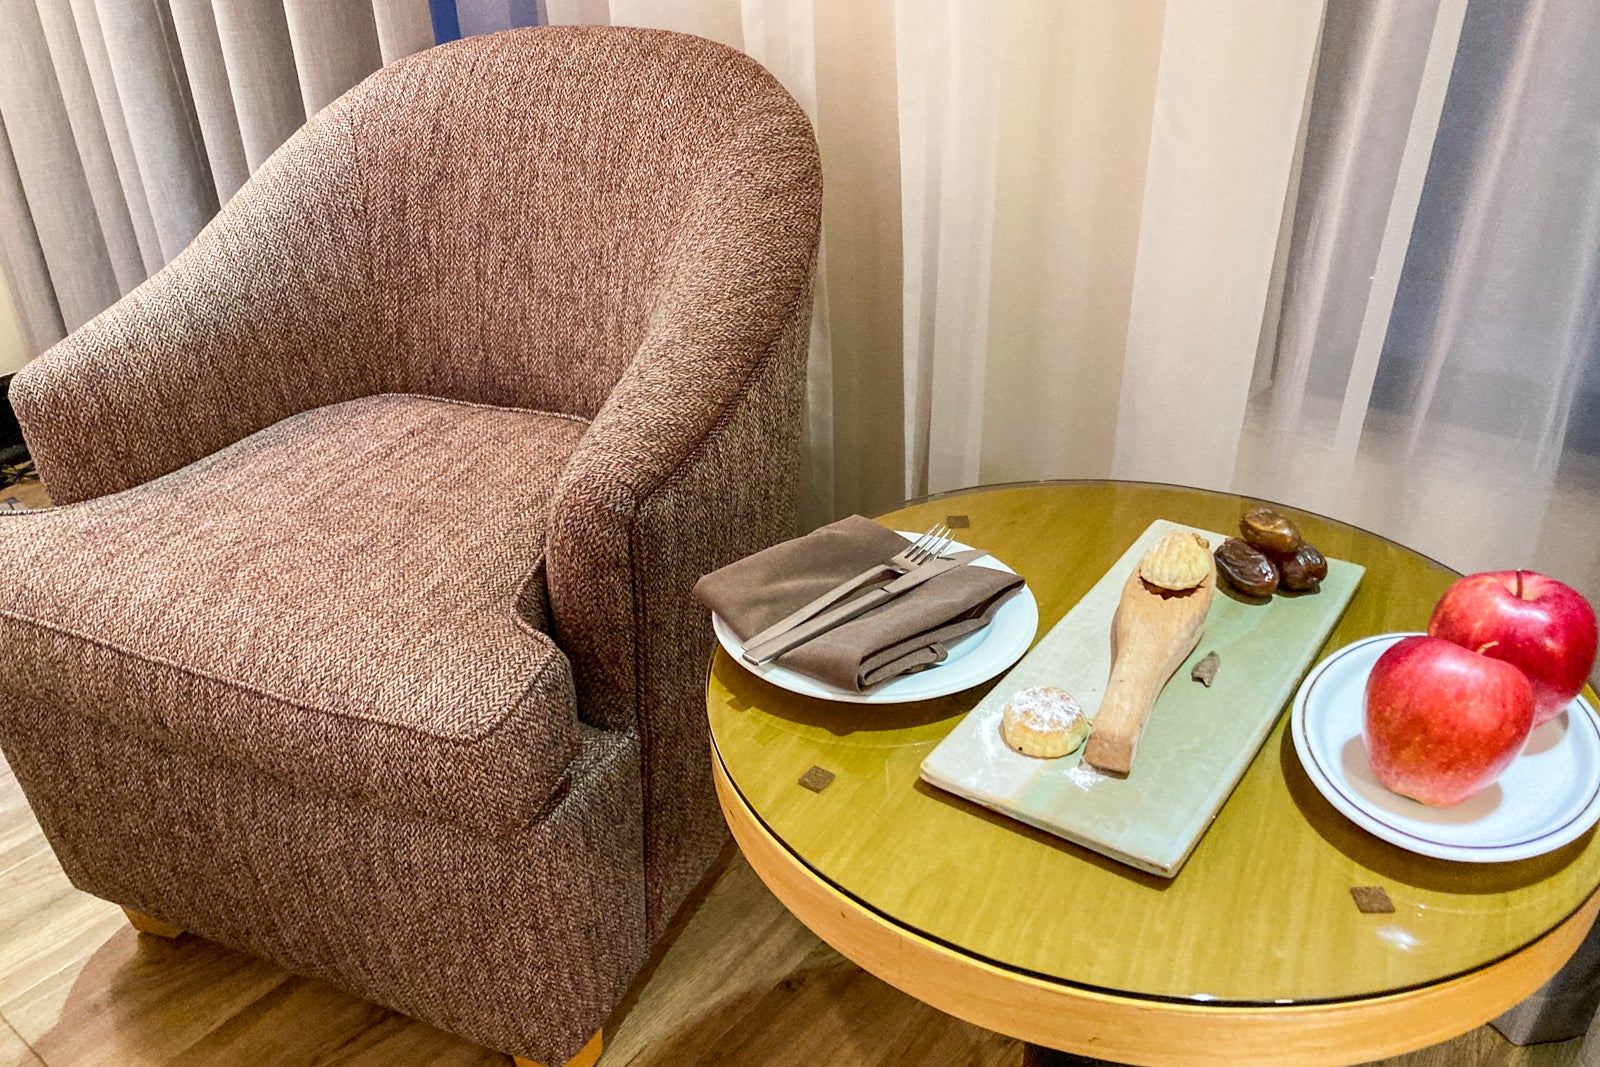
0;27;818;1066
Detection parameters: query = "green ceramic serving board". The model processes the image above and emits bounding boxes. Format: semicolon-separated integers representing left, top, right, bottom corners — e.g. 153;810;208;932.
920;519;1364;877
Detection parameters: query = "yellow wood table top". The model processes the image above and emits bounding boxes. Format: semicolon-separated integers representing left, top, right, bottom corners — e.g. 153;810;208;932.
707;482;1600;1048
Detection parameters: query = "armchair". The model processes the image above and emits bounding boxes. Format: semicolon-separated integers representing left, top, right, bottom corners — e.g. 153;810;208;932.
0;26;819;1066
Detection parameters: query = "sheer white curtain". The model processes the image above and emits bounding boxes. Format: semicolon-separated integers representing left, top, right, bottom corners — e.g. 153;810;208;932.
1241;0;1600;622
886;0;1325;501
0;0;433;373
709;0;1600;617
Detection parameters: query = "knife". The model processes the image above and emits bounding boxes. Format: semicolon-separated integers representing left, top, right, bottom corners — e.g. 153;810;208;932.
740;562;900;652
741;549;989;666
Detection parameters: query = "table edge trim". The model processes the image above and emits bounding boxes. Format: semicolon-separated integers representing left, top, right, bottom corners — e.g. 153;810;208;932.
712;742;1600;1065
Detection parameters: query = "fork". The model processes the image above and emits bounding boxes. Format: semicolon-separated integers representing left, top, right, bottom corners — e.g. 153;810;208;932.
738;524;955;653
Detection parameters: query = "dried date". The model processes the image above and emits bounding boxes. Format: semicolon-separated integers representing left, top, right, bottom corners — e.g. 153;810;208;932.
1214;538;1279;597
1240;506;1304;554
1277;543;1327;592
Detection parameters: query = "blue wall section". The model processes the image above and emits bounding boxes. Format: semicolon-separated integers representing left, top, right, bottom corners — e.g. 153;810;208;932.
428;0;462;43
431;0;545;41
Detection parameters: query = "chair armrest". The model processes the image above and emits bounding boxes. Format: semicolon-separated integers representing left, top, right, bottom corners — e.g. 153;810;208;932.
546;294;812;731
10;105;379;504
545;277;812;934
543;90;820;734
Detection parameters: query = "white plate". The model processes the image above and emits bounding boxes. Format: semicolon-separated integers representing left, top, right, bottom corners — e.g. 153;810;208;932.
712;535;1038;704
1291;632;1600;863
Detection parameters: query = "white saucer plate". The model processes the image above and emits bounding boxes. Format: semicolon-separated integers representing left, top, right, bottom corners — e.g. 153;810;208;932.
712;535;1039;705
1290;632;1600;863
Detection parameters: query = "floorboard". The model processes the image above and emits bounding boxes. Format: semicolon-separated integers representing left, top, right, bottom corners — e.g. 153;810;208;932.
1;473;47;512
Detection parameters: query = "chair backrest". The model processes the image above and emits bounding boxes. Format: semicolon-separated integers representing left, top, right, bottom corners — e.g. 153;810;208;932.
329;26;818;419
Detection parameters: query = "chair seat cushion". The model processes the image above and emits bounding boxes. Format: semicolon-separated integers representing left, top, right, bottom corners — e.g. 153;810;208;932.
0;394;592;831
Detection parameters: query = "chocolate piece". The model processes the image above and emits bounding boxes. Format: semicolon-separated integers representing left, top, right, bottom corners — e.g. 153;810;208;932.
946;514;971;529
1349;886;1395;914
1191;651;1220;687
798;766;835;793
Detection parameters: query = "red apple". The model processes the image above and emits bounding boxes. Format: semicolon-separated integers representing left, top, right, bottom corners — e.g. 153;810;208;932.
1427;571;1598;726
1364;635;1534;806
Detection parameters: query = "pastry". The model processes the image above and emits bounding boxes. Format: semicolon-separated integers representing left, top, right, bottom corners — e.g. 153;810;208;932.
1139;531;1213;591
1001;686;1091;758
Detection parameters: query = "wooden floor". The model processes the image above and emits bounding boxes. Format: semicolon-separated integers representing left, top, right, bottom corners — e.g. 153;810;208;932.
0;470;1586;1066
1;475;47;512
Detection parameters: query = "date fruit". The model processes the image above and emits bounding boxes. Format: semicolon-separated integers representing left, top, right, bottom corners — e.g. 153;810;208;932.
1277;543;1327;592
1215;538;1279;597
1240;506;1304;554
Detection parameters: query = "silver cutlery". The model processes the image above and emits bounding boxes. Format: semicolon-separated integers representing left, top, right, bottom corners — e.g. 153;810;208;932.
742;548;989;666
739;524;954;652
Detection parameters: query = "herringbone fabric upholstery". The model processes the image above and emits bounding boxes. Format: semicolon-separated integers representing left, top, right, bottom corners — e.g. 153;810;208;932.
0;395;588;831
0;26;819;1064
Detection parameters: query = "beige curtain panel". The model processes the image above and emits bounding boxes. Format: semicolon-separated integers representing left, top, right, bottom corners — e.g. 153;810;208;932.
0;0;433;365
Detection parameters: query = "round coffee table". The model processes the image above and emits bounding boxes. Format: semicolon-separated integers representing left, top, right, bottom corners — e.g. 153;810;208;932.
706;481;1600;1066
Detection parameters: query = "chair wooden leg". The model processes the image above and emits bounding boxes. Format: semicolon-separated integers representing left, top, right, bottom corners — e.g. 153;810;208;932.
123;907;183;939
512;1029;602;1067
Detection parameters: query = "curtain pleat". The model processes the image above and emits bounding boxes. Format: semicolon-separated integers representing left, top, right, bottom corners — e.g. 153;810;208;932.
895;1;1002;498
212;0;307;171
810;0;901;519
373;0;437;64
95;0;219;263
0;113;66;354
737;0;834;527
65;0;165;277
605;0;743;50
544;0;606;26
1396;4;1546;461
35;0;147;294
1239;0;1459;515
0;0;120;332
1327;0;1465;474
1373;0;1600;578
1110;0;1324;487
169;0;251;203
0;0;431;372
284;0;384;115
978;2;1163;488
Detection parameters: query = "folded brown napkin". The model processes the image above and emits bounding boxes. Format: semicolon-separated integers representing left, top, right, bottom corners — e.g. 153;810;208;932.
694;515;1025;692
